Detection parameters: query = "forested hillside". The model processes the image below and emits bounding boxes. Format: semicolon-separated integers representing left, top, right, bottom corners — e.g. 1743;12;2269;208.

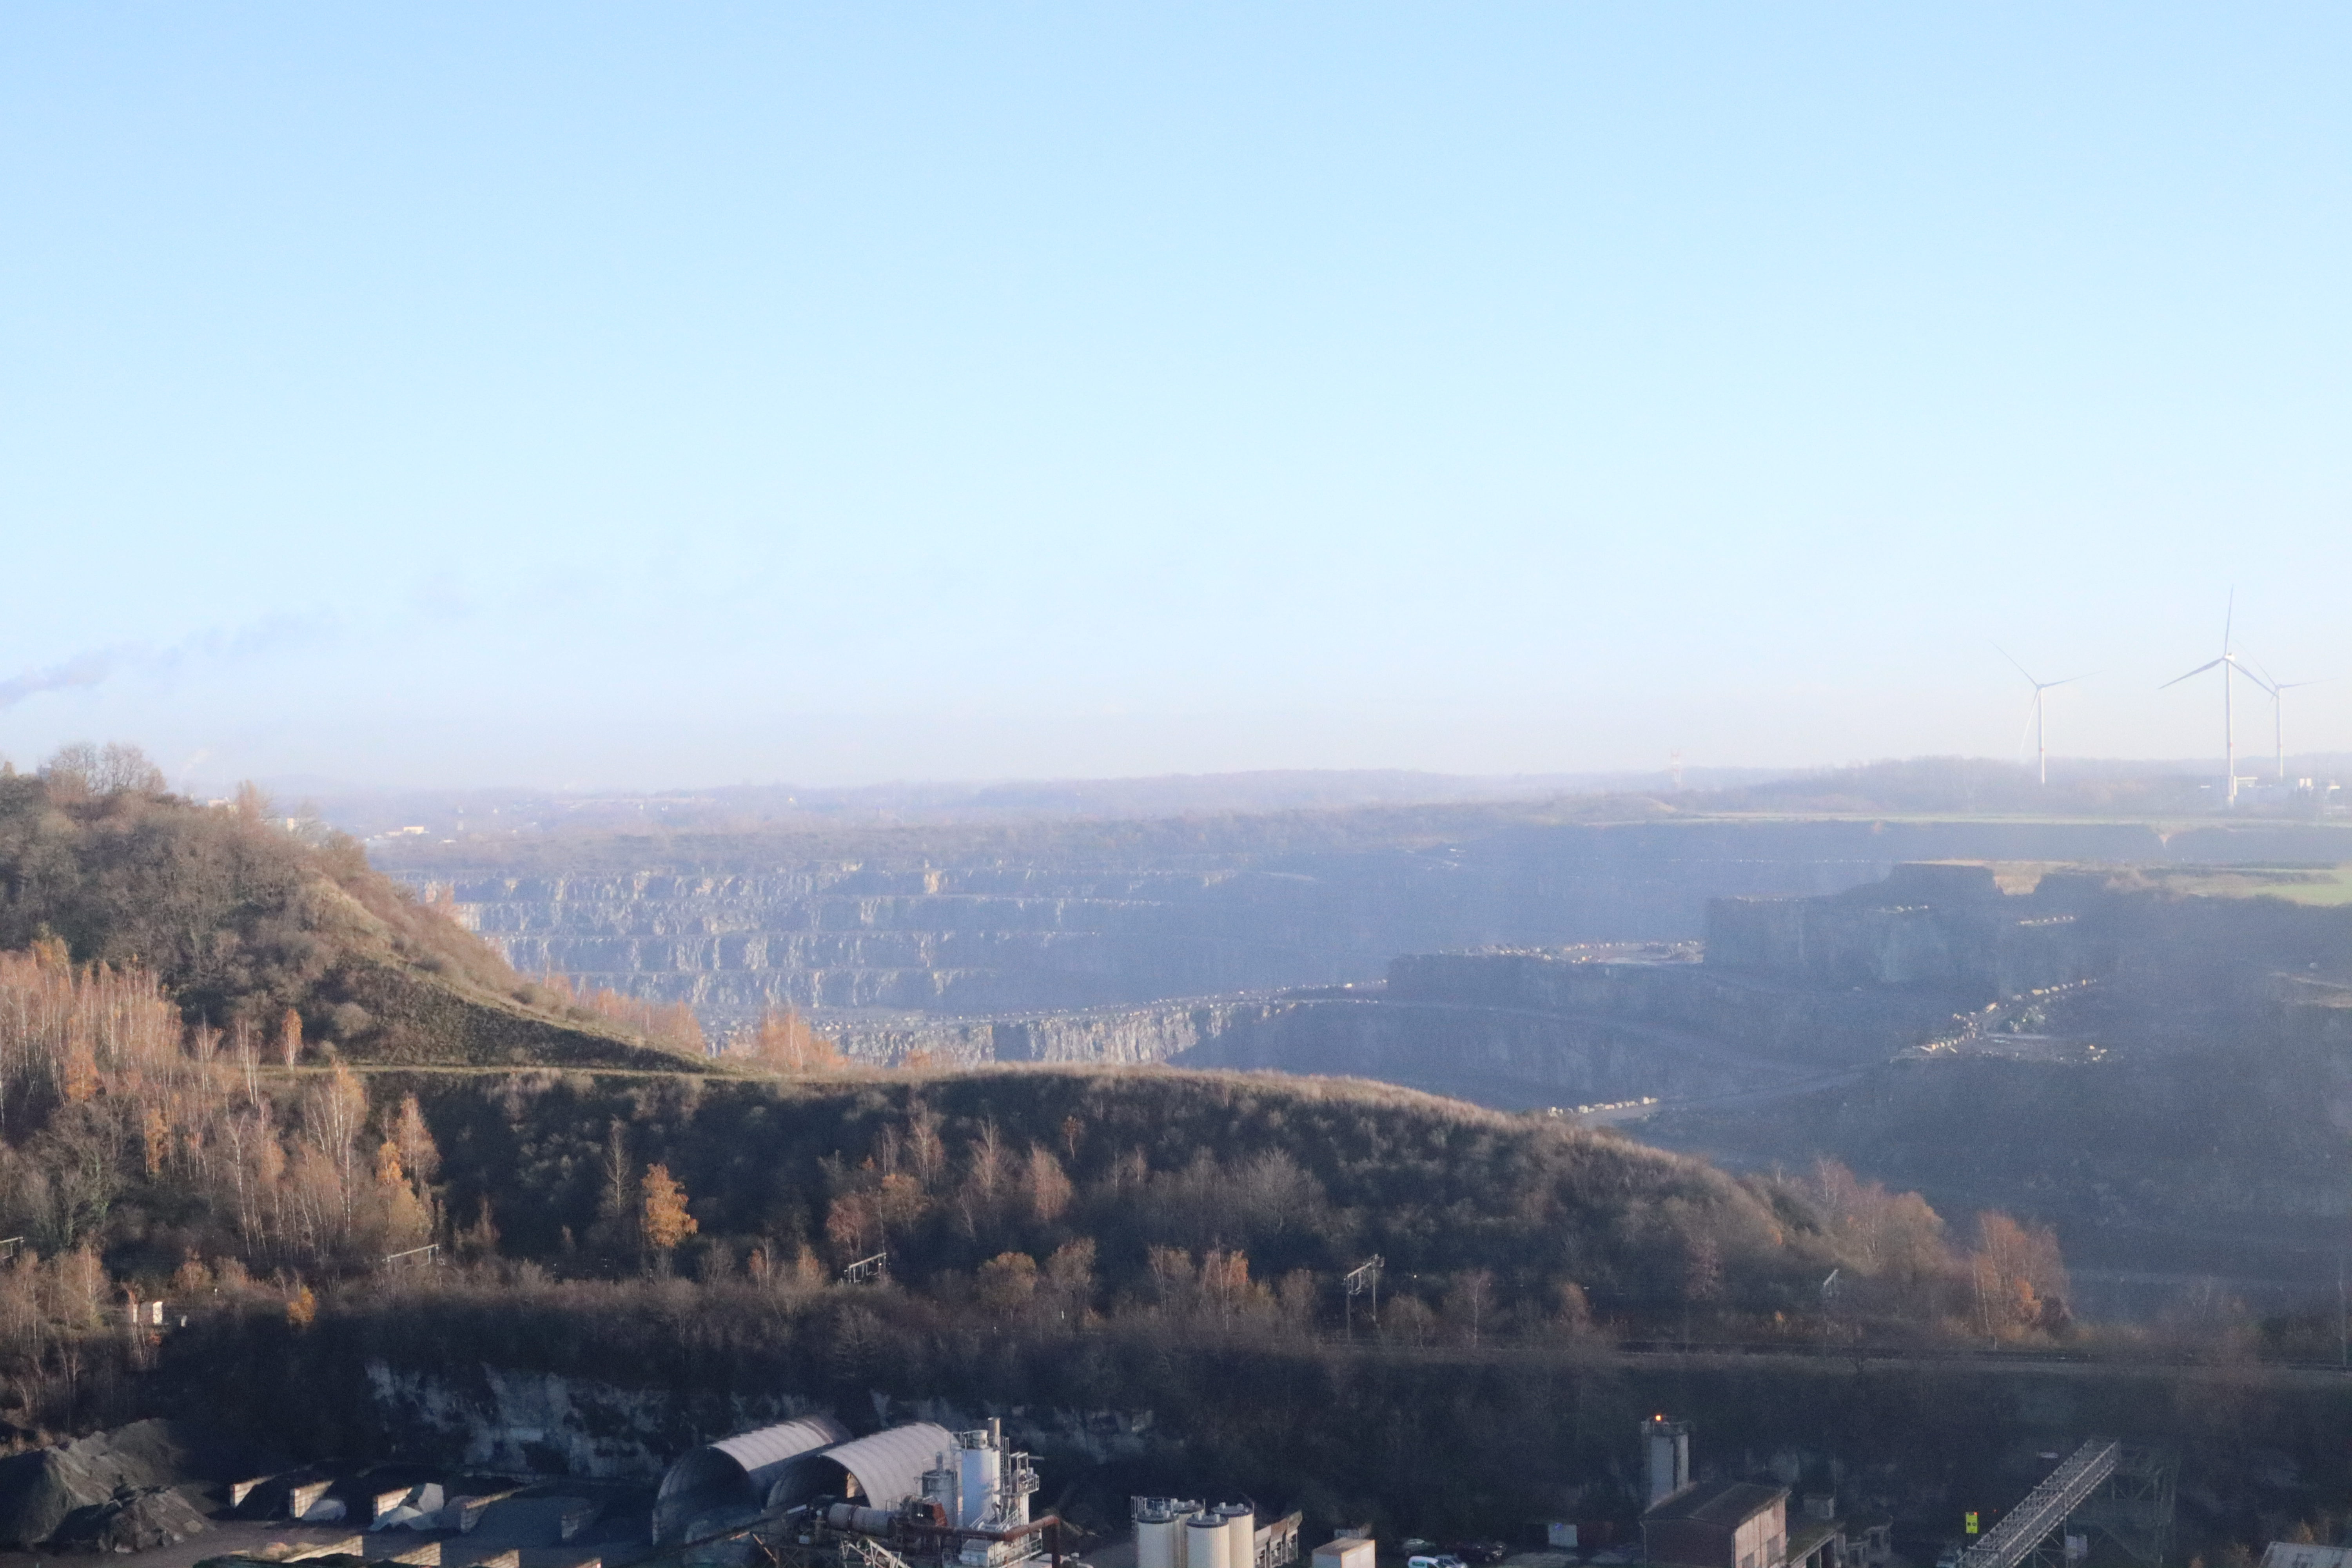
0;746;2076;1450
0;991;2071;1434
388;1066;2068;1341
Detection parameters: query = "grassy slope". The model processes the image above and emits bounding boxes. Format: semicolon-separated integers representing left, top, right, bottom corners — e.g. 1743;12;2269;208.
2133;864;2352;906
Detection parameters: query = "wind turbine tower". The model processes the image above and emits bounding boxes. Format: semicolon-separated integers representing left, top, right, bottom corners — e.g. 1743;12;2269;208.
1994;646;2083;787
2254;662;2324;782
2161;595;2273;808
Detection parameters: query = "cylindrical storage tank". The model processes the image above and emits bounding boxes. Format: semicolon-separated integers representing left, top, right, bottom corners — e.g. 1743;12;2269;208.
1188;1515;1232;1568
957;1441;999;1530
1221;1504;1253;1568
1138;1515;1183;1568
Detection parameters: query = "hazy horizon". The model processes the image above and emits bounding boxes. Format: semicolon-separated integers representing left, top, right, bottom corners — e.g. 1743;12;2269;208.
6;6;2348;788
203;755;2348;843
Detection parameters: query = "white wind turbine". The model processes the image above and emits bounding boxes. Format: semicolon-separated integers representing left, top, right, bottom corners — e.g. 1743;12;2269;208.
2160;592;2274;808
2248;657;2331;782
1993;644;2085;786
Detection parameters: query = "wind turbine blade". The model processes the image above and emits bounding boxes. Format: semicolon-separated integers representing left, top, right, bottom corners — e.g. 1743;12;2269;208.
2160;659;2225;689
2044;671;2094;689
1991;642;2040;685
2223;587;2235;653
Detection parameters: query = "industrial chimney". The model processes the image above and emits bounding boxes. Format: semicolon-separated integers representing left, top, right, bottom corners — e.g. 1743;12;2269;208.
1642;1416;1691;1508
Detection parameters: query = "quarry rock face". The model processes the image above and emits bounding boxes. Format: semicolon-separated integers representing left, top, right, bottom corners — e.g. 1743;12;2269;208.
825;995;1294;1067
1384;946;1978;1061
1704;861;2096;994
413;818;2335;1038
362;1362;1157;1480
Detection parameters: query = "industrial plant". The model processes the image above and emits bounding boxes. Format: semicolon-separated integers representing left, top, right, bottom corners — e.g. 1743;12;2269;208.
0;1393;2231;1568
652;1417;1062;1568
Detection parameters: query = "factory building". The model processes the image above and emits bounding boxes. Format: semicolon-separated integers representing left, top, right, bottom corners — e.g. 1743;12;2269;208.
1644;1481;1789;1568
924;1422;1046;1568
1639;1416;1788;1568
655;1417;1058;1568
769;1424;961;1515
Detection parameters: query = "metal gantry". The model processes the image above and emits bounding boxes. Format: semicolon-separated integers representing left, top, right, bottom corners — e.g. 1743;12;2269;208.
1959;1441;2120;1568
2073;1448;2177;1566
1343;1256;1383;1336
842;1535;921;1568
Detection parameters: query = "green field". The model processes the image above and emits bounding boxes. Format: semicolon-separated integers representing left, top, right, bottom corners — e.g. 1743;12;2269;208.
2145;863;2352;905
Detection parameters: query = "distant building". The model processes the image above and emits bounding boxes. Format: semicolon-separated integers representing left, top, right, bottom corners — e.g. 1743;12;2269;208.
1785;1494;1873;1568
1642;1480;1788;1568
1638;1416;1815;1568
2261;1545;2352;1568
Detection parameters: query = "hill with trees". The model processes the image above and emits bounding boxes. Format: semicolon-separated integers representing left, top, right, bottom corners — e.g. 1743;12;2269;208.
0;745;699;1070
0;743;2092;1510
383;1065;2067;1341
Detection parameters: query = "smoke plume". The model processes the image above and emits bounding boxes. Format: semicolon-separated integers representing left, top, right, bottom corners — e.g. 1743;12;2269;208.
0;650;121;712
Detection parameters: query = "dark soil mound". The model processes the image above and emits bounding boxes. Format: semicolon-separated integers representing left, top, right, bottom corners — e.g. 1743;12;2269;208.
54;1485;211;1551
0;1417;285;1547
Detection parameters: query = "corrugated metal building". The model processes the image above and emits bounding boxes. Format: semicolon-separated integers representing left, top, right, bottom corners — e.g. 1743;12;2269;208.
654;1418;851;1544
766;1424;958;1515
1642;1481;1788;1568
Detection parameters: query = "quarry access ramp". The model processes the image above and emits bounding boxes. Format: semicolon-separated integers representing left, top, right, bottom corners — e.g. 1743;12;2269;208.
1960;1439;2119;1568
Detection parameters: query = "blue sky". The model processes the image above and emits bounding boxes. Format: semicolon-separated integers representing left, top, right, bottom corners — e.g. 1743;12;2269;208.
3;6;2347;789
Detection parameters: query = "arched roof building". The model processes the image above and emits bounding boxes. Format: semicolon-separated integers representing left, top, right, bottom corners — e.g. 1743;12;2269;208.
654;1417;852;1544
766;1423;957;1514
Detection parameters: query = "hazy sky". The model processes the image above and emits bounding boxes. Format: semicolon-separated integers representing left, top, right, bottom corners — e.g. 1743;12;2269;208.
5;6;2348;789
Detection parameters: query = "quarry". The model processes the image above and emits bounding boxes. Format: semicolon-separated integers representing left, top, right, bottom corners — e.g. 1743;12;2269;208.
391;817;2352;1038
0;764;2346;1568
390;807;2352;1322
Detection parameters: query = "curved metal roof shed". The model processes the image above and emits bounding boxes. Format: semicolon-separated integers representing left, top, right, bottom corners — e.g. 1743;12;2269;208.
766;1423;958;1514
655;1416;852;1544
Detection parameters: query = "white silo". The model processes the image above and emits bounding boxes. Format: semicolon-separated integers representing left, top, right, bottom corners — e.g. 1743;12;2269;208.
957;1428;1002;1530
1134;1500;1198;1568
1187;1514;1232;1568
1138;1517;1178;1568
1220;1503;1254;1568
